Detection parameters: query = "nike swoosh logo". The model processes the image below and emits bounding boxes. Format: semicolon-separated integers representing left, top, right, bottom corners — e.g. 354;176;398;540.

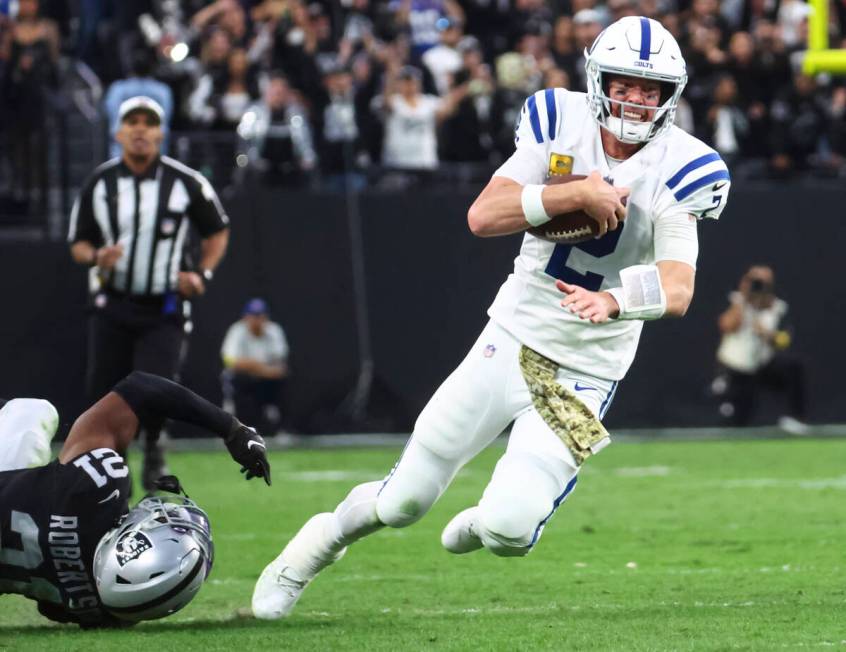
98;489;120;504
573;383;596;392
713;182;727;191
247;440;266;451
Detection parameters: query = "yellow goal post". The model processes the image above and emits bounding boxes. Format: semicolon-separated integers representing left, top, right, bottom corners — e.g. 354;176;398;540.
803;0;846;74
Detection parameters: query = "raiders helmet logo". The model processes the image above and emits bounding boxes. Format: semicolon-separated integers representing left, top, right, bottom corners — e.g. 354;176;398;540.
115;531;153;567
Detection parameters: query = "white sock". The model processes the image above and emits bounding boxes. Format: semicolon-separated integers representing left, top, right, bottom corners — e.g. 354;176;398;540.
279;513;339;580
281;482;385;581
331;480;385;548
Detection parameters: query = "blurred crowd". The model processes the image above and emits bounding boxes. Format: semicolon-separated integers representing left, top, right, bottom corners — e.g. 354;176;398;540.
2;0;846;196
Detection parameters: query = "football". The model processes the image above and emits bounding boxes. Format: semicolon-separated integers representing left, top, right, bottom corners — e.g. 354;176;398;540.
527;174;598;244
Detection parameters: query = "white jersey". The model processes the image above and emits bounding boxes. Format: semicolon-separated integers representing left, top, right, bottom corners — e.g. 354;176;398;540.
221;320;289;367
381;94;442;170
716;293;788;373
488;88;731;380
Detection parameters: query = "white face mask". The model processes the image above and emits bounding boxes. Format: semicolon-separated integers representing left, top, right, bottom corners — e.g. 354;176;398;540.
600;94;670;144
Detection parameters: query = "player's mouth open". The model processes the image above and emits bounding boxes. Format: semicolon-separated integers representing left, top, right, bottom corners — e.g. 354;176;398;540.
623;110;645;121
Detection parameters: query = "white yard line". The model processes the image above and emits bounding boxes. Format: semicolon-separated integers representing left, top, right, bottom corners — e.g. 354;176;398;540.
708;476;846;490
611;465;673;477
299;598;841;619
286;470;379;482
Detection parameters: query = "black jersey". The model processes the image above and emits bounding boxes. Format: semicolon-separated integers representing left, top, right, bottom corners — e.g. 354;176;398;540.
0;448;131;627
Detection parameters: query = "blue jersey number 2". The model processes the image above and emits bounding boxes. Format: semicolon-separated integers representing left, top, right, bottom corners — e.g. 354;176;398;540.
543;224;624;291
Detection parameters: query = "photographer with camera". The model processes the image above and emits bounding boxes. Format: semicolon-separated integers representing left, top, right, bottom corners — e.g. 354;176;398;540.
713;265;808;433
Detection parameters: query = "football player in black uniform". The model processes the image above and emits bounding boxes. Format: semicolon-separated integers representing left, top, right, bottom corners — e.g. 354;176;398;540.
0;371;270;627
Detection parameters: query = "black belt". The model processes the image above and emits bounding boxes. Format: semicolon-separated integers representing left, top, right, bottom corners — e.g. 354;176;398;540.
102;289;171;306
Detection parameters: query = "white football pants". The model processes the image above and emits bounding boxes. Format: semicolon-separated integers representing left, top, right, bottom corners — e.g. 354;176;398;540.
0;398;59;472
340;320;617;557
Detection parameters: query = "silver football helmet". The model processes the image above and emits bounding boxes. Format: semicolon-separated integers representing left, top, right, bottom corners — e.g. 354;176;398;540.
585;16;687;144
93;481;214;622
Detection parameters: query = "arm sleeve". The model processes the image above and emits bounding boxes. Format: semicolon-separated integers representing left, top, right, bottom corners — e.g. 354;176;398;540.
653;213;699;269
492;90;561;185
185;172;229;238
67;175;103;246
113;371;236;437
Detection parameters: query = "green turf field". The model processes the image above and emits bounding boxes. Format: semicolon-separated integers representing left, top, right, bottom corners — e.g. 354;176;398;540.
2;438;845;651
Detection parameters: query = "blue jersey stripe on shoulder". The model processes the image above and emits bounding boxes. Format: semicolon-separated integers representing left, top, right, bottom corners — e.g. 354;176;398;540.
673;170;730;201
544;88;557;140
526;94;544;144
666;152;722;189
639;17;651;60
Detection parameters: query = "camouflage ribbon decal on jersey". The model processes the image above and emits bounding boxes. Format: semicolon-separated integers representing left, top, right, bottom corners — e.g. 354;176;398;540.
518;346;610;465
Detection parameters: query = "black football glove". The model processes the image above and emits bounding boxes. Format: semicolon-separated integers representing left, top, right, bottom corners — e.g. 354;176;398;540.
224;423;271;486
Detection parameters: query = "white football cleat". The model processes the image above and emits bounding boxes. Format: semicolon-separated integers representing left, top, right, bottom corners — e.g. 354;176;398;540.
251;513;346;619
252;558;310;620
441;506;483;554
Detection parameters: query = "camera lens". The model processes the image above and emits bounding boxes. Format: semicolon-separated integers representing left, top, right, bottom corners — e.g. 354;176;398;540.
749;278;771;293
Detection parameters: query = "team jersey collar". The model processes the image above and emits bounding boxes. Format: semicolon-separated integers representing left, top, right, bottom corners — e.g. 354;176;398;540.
118;156;161;181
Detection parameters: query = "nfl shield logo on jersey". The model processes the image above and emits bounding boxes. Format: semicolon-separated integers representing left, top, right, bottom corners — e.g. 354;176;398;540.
161;218;177;236
483;344;496;358
115;531;154;567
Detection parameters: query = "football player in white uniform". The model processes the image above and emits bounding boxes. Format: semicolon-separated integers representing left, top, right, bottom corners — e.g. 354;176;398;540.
252;15;731;618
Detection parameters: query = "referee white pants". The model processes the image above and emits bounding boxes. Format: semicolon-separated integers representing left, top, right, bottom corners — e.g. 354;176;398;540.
371;320;617;556
0;399;59;472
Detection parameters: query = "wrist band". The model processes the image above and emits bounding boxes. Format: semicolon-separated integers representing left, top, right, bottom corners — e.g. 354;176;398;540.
521;184;551;227
607;264;667;321
606;287;627;317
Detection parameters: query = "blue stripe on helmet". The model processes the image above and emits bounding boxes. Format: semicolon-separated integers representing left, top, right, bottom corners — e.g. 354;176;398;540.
639;17;652;60
528;475;579;548
527;94;544;144
673;169;731;201
544;88;557;140
666;152;722;189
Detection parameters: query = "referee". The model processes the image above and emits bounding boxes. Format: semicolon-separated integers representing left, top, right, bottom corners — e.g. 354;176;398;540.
68;95;230;489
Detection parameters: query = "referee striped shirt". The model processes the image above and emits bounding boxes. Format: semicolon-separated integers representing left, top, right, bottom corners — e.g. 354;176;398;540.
68;156;229;296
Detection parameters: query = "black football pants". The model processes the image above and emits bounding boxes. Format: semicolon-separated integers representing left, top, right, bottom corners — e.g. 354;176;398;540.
86;294;187;444
721;355;806;426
